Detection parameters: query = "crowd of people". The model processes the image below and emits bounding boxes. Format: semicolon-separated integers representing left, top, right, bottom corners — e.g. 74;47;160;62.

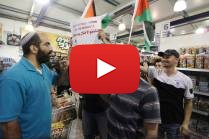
0;30;194;139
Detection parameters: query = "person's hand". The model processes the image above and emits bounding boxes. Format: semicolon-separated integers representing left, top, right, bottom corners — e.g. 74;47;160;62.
180;124;190;136
98;29;106;41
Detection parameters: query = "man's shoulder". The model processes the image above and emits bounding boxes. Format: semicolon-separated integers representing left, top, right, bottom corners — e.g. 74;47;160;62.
1;62;28;83
137;79;157;96
176;71;192;83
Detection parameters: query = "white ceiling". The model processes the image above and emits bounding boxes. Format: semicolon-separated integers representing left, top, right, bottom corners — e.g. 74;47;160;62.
0;0;209;42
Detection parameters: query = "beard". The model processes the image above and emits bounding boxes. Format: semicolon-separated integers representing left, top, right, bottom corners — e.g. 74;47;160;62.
36;49;51;64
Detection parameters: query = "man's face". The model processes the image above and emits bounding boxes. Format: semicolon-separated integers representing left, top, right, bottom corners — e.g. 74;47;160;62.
36;33;53;64
162;55;178;68
155;62;162;69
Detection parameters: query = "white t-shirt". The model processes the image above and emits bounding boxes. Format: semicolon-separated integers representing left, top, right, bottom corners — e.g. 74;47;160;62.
149;68;194;99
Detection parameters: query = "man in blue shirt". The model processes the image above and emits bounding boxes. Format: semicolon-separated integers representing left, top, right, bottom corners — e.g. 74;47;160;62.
0;32;57;139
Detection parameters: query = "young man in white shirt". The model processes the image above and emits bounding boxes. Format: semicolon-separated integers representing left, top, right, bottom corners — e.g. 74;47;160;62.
150;49;193;139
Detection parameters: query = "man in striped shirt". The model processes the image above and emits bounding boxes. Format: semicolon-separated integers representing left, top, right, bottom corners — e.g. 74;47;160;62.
104;79;161;139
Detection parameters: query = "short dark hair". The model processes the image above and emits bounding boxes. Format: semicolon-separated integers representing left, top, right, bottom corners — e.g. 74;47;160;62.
153;58;161;64
21;33;41;56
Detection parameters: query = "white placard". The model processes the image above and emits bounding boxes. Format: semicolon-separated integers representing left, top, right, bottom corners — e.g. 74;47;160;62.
155;21;171;38
71;17;102;46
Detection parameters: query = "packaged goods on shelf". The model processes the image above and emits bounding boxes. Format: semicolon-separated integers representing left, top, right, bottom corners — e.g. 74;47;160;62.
199;82;209;92
51;90;77;139
193;97;198;109
188;76;197;90
198;47;205;54
203;54;209;69
195;54;204;69
199;77;209;92
179;55;187;68
179;46;209;69
198;98;209;112
180;48;186;55
197;119;209;136
0;57;16;71
187;55;195;68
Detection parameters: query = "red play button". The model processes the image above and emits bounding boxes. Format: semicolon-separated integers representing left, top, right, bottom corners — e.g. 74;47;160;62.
69;44;140;94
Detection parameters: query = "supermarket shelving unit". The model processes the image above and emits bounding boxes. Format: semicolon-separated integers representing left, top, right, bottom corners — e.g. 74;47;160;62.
178;68;209;137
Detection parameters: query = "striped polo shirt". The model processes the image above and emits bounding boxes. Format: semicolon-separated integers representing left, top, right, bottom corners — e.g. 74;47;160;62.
151;69;194;124
107;79;161;139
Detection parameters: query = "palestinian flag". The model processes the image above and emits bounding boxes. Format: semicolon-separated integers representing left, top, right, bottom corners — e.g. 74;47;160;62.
81;0;96;18
133;0;154;51
81;0;112;29
135;0;152;22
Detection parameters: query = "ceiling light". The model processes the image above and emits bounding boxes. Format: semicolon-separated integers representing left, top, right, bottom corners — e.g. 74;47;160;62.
25;24;34;32
195;28;205;34
174;0;187;12
118;23;126;31
35;0;50;5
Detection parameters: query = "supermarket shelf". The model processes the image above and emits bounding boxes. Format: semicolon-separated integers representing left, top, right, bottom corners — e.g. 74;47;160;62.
192;109;209;116
194;91;209;97
177;68;209;73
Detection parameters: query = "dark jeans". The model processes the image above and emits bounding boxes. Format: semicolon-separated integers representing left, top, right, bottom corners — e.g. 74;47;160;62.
159;124;182;139
82;110;107;139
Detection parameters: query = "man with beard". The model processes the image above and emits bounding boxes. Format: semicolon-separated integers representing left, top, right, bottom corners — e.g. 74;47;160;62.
150;49;193;139
0;32;57;139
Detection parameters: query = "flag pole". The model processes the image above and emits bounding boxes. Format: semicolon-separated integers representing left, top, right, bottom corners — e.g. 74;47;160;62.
128;0;139;44
128;19;134;44
81;0;93;18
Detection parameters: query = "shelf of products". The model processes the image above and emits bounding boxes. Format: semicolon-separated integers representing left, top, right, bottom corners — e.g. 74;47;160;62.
192;109;209;116
194;91;209;97
51;91;76;139
178;46;209;137
179;46;209;69
177;67;209;73
0;57;16;72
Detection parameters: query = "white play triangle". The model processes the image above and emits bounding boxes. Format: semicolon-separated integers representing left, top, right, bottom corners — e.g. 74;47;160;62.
97;58;116;79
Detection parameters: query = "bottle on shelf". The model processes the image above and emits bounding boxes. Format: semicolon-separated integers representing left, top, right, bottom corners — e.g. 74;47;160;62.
186;48;196;68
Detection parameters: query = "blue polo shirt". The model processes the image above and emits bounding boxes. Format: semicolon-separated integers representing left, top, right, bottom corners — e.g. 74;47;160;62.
0;57;57;139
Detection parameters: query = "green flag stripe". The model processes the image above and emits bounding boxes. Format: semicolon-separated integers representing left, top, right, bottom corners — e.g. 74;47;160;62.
102;15;112;29
135;9;152;22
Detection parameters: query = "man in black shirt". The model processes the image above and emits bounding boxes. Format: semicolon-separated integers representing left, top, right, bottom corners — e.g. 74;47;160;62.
82;94;109;139
81;31;110;139
150;49;193;139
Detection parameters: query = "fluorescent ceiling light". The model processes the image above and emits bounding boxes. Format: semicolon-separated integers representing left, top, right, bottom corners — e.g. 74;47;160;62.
35;0;50;5
118;23;126;31
195;28;205;34
174;0;187;12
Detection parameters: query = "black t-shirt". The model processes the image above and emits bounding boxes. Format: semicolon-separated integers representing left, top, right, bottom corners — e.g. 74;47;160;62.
150;70;194;124
82;94;109;113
